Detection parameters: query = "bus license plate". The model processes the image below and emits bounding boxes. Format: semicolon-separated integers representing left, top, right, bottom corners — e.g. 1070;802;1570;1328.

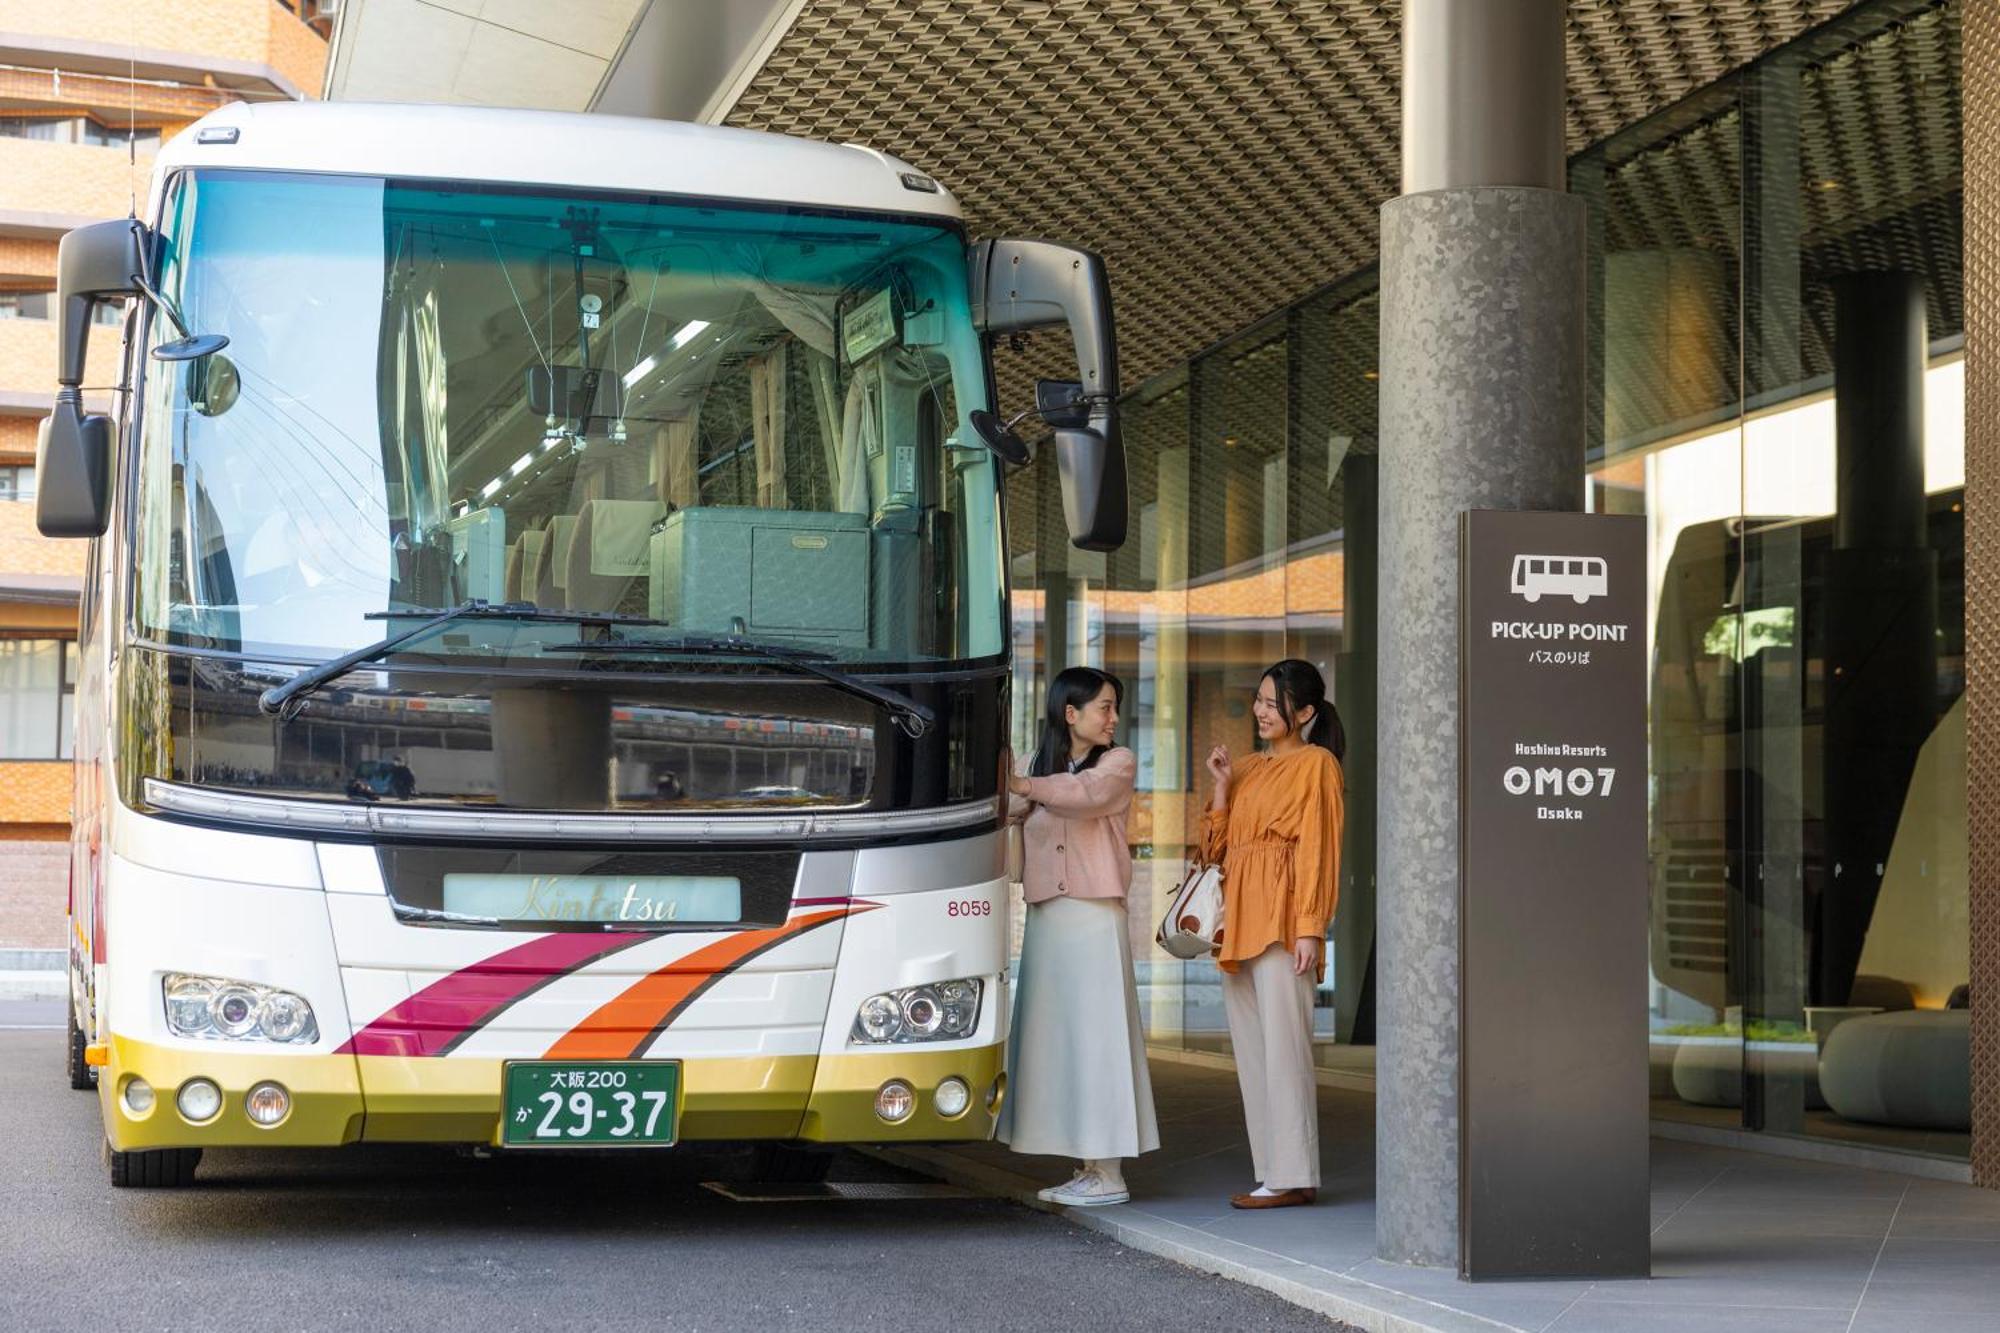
502;1061;680;1147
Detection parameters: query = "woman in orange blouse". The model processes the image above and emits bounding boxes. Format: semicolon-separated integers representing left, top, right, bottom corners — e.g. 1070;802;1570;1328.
1201;658;1344;1210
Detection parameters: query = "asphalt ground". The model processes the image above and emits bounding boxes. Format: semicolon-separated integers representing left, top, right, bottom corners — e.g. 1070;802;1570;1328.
0;1010;1346;1332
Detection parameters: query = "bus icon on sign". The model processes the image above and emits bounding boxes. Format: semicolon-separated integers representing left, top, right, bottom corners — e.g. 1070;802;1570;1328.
1511;554;1608;605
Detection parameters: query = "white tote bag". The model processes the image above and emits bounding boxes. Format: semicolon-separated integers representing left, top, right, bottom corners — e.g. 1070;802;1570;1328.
1156;860;1224;960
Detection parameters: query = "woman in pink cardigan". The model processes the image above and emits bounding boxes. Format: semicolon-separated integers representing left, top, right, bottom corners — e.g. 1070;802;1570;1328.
997;666;1159;1206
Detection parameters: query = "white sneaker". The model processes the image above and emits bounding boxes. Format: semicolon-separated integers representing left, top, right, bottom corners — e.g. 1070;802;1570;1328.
1045;1171;1129;1208
1036;1168;1089;1203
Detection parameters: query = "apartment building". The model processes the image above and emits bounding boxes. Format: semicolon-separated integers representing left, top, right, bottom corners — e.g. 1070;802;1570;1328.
0;2;328;946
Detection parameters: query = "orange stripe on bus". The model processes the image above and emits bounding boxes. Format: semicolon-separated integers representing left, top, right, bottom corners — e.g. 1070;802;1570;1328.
543;907;863;1060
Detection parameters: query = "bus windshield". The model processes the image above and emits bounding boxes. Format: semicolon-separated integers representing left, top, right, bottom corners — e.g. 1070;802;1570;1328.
133;170;1005;669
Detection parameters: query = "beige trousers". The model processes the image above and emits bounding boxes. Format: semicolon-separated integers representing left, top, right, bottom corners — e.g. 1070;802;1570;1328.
1221;944;1320;1190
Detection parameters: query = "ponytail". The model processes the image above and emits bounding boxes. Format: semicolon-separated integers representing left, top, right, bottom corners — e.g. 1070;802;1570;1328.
1262;658;1345;763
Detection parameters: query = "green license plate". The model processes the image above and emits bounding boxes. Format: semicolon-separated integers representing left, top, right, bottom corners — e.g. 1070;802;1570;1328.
501;1061;680;1147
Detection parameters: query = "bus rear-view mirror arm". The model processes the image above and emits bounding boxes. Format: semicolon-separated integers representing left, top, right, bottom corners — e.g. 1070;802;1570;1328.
969;238;1128;552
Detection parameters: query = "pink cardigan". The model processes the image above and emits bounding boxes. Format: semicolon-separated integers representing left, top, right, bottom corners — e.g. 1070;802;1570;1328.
1009;747;1136;904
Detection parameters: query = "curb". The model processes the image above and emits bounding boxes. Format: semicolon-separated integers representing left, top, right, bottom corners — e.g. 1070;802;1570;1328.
863;1145;1506;1333
0;971;66;1001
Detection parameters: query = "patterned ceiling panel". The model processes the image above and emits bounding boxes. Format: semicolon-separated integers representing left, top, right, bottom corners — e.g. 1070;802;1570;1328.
725;0;1856;400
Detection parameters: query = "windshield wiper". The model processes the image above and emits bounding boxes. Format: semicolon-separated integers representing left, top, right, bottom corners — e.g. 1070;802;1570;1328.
257;600;669;721
542;634;936;739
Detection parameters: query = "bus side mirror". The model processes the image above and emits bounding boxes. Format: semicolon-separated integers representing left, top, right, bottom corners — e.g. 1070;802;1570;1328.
970;238;1127;551
36;410;113;538
38;219;142;539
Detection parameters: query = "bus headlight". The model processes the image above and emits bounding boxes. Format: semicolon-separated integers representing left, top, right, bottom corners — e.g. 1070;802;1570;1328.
163;974;319;1045
850;978;982;1044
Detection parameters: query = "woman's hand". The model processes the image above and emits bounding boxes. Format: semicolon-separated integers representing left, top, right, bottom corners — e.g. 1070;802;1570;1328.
1206;745;1232;809
1007;772;1032;798
1292;935;1322;977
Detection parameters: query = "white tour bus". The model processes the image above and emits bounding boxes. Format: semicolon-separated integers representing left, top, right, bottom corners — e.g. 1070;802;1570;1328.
38;101;1125;1186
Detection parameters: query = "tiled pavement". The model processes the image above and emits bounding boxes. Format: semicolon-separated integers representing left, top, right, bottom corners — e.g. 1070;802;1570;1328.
887;1059;2000;1333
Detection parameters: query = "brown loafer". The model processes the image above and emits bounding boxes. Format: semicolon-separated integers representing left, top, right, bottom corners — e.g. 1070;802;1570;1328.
1230;1187;1316;1209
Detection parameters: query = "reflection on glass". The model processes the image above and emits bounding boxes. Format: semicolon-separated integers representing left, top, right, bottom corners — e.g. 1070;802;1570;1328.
1602;0;1968;1160
133;171;1003;670
1006;0;1966;1162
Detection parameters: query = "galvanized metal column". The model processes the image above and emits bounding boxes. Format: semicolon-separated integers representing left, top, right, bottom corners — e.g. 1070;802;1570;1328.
1376;0;1586;1266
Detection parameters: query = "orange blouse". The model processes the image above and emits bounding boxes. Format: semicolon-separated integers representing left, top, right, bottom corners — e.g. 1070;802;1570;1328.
1199;746;1344;975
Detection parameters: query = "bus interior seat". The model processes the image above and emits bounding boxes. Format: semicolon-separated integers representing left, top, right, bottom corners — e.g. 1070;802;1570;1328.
535;514;579;609
513;528;548;606
503;536;526;603
650;507;869;647
444;506;507;603
564;498;667;614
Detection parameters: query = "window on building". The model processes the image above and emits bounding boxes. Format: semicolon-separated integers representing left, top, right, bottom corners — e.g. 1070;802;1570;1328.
0;638;77;759
0;466;34;502
0;291;50;320
0;288;121;326
0;115;160;151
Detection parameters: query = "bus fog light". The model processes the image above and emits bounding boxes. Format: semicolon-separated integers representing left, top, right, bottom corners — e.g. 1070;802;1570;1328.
176;1078;223;1123
244;1082;291;1127
874;1080;915;1123
851;978;983;1045
121;1077;155;1117
163;973;317;1045
934;1077;970;1119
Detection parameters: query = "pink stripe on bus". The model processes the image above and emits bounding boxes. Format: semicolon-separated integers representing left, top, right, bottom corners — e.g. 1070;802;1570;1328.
337;931;651;1058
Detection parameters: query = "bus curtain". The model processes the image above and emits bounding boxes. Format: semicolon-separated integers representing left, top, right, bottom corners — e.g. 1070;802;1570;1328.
655;411;700;509
749;344;789;509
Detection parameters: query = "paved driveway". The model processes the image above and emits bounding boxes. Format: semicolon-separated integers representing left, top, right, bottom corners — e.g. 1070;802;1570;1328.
0;1018;1343;1332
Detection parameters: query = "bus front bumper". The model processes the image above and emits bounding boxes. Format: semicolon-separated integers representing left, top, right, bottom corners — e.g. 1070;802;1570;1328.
100;1035;1005;1151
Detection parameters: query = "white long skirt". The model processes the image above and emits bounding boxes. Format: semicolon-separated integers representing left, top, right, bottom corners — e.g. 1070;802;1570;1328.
997;895;1160;1160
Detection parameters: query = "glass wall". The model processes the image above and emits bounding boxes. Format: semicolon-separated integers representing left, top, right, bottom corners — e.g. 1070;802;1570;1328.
1009;276;1380;1072
1005;0;1966;1156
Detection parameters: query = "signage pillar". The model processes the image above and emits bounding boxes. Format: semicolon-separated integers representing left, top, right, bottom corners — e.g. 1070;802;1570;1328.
1458;509;1650;1279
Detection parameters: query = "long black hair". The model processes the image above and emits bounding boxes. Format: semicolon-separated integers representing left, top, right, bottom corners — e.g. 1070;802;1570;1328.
1028;666;1124;777
1262;658;1345;762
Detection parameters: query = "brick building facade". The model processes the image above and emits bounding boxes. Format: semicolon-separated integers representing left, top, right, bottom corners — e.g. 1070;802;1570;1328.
0;2;329;947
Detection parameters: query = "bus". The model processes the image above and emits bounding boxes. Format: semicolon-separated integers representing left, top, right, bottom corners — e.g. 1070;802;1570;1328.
37;101;1126;1186
1510;553;1608;605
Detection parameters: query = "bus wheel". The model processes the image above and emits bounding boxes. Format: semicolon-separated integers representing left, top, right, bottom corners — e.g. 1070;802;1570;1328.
105;1143;202;1189
749;1143;836;1183
66;1005;96;1091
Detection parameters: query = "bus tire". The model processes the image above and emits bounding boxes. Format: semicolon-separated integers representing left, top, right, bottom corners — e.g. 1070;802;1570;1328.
749;1143;835;1183
67;1004;96;1091
105;1143;202;1189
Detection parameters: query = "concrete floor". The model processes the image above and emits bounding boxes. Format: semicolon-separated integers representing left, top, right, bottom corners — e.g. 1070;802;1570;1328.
899;1059;2000;1333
